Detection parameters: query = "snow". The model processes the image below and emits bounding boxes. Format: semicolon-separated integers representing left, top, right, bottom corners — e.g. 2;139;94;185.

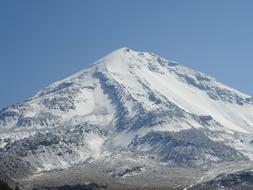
1;47;253;175
140;67;249;133
100;48;253;134
86;133;105;159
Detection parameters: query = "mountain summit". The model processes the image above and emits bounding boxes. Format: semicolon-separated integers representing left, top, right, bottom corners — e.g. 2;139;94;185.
1;48;253;189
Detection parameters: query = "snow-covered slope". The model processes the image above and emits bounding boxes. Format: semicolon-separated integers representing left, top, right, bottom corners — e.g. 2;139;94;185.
1;48;253;187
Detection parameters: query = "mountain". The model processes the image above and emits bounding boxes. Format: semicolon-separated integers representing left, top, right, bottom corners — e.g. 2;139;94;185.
1;47;253;189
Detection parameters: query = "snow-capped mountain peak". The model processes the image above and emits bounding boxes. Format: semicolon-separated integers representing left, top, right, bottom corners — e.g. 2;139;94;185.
1;48;253;187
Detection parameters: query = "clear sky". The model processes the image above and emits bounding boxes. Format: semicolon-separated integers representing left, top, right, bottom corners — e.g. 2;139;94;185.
1;0;253;109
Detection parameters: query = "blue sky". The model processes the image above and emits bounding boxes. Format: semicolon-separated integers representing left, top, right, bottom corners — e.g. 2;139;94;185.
1;0;253;109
